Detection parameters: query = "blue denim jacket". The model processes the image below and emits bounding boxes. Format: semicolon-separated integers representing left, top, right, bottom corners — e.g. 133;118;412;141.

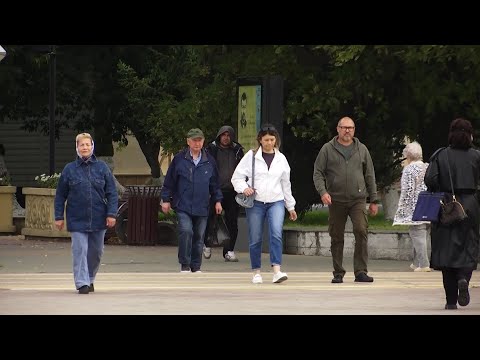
161;148;223;216
54;155;118;232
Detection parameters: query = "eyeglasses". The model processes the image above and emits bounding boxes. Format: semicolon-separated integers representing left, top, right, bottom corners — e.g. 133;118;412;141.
338;126;355;131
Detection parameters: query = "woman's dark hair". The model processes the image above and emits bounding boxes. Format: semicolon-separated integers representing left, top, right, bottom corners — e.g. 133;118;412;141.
448;118;473;149
257;123;280;148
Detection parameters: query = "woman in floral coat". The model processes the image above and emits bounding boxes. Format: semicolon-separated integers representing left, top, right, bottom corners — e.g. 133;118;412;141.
393;141;431;271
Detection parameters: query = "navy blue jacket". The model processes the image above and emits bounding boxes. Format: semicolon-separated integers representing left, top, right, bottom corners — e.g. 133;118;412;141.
161;148;223;216
54;155;118;232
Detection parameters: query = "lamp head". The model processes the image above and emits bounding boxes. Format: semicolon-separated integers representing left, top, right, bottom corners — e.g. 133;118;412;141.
0;45;6;62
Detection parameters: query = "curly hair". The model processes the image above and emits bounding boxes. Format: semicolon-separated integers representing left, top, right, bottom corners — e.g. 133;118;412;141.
448;118;473;149
402;141;423;161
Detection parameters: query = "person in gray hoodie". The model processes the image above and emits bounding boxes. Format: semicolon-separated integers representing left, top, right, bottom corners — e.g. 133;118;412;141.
203;125;245;261
313;116;379;284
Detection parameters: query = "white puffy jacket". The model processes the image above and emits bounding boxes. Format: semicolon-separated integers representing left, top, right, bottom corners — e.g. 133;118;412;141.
231;148;296;211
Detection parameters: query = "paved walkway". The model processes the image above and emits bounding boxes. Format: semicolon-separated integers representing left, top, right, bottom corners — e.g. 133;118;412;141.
0;235;478;314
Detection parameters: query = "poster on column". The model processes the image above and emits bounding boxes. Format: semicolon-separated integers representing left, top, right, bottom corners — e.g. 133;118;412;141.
237;85;261;151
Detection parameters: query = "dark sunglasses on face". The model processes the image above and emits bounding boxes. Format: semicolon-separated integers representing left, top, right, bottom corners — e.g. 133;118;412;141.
338;126;355;131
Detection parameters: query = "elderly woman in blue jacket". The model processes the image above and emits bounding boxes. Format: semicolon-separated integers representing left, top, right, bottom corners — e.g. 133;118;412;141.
54;133;118;294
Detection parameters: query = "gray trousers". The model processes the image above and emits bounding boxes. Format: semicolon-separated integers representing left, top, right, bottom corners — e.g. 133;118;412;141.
409;224;430;268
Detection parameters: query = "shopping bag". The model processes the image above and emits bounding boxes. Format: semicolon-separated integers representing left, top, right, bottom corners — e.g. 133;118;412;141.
207;214;231;246
215;214;230;246
412;191;445;222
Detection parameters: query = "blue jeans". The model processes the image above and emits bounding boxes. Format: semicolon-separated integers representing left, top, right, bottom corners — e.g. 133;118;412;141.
176;211;208;271
71;230;106;289
246;200;285;270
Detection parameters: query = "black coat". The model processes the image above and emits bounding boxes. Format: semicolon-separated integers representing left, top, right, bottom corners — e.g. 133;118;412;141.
424;147;480;270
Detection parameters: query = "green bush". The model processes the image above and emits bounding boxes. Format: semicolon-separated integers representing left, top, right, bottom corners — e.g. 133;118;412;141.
0;174;11;186
158;210;177;224
284;209;408;231
34;173;61;189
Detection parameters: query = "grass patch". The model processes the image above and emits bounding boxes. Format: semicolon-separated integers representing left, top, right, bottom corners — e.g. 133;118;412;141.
284;209;408;231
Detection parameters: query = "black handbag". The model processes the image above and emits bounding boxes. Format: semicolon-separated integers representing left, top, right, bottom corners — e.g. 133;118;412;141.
439;149;467;226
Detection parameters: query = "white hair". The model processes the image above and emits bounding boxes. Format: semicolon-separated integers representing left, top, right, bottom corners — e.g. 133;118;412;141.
403;141;423;161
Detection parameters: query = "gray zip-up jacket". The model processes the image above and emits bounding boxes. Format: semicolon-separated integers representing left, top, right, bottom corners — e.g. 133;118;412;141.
313;136;378;203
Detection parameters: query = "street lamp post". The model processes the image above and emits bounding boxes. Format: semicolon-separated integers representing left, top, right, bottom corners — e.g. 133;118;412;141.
48;46;56;176
0;45;6;62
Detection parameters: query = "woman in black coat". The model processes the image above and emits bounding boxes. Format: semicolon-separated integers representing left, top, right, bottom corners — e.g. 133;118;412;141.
424;118;480;310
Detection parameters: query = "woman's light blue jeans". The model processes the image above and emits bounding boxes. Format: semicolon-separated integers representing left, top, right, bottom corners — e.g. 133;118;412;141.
246;200;285;270
71;230;106;290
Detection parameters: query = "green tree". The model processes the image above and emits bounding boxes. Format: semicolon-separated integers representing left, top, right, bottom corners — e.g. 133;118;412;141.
4;44;480;211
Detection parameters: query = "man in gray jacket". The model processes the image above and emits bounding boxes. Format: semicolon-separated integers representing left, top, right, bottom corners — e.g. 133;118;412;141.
313;116;379;283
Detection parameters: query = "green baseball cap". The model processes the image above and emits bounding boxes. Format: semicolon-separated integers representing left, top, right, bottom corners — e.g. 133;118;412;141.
187;128;205;139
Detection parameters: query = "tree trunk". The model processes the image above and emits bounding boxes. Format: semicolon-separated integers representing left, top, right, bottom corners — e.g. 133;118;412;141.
380;185;400;220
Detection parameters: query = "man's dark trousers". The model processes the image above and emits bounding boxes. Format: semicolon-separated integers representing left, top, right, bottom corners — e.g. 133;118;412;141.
328;199;369;278
205;190;239;258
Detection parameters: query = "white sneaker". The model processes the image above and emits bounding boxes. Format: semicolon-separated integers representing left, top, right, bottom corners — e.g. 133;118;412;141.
203;246;211;259
272;271;288;283
224;251;239;262
409;263;416;270
414;267;431;272
252;274;263;284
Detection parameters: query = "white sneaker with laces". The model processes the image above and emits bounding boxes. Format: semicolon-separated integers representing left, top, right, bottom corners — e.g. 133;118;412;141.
272;271;288;283
224;251;239;262
252;274;263;284
414;266;431;272
203;246;211;259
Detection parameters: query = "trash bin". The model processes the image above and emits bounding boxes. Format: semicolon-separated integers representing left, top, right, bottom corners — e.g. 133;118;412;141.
126;185;162;245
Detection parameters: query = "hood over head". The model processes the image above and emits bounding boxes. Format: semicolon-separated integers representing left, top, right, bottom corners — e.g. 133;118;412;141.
216;125;236;142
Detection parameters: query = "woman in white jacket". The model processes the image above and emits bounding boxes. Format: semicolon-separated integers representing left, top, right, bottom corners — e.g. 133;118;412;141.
231;124;297;284
393;141;431;271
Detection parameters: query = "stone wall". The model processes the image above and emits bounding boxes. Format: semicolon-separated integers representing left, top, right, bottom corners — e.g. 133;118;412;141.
283;228;429;261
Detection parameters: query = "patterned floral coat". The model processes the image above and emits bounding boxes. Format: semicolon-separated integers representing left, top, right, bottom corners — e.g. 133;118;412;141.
393;160;430;225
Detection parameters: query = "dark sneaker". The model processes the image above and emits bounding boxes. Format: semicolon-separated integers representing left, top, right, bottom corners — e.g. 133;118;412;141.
78;285;89;294
191;268;202;273
457;279;470;306
331;275;343;283
180;264;191;273
89;283;94;292
354;272;374;283
445;304;458;310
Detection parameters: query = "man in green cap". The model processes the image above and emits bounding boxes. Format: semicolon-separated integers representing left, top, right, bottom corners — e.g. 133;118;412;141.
161;128;223;273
